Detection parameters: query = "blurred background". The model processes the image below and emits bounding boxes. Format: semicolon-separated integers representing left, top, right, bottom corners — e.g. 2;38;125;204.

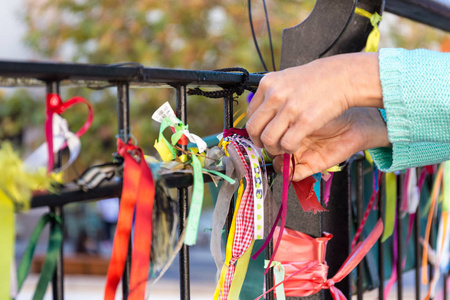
1;0;449;299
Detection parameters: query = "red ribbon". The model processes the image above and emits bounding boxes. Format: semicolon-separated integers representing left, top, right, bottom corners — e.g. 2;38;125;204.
223;128;250;138
292;176;327;213
257;219;383;300
45;93;93;173
104;139;155;300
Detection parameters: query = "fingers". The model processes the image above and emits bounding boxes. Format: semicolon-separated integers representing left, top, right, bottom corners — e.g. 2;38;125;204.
246;104;276;148
272;155;283;174
247;76;272;148
291;163;315;182
273;152;315;182
259;111;290;155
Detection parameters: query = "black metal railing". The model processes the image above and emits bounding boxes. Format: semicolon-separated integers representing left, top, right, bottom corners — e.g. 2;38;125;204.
2;0;450;299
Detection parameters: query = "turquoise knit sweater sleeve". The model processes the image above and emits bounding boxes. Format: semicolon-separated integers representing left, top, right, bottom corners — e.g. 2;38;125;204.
369;48;450;172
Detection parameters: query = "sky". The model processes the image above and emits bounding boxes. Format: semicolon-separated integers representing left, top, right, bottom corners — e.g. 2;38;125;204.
0;0;32;60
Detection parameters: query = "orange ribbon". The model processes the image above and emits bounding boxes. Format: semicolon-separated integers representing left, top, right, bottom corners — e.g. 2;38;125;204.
257;219;383;300
104;139;155;300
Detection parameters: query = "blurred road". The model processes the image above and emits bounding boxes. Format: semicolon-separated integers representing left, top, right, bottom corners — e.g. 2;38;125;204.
16;209;218;300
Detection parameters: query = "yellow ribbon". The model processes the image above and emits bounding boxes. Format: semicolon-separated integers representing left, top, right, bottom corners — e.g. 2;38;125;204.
0;191;14;299
364;150;374;165
228;240;255;299
325;165;342;173
381;172;396;242
214;180;244;300
233;112;247;128
0;141;60;299
355;7;382;53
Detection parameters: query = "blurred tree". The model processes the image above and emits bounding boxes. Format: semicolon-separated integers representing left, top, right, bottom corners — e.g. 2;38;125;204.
2;0;448;175
13;0;315;174
23;0;315;70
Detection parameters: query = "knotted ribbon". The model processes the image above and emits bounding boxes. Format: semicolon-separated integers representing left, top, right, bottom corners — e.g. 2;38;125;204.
354;7;382;53
214;140;256;300
257;219;383;300
45;93;93;173
104;139;155;300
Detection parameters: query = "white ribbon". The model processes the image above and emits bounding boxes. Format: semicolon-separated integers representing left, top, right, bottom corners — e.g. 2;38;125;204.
407;168;420;214
24;114;81;172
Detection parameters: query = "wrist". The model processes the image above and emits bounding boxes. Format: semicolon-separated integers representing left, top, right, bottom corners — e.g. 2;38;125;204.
353;107;391;150
344;53;383;109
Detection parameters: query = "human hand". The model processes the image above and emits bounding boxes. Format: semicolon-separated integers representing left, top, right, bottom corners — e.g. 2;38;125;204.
272;108;390;181
247;53;382;155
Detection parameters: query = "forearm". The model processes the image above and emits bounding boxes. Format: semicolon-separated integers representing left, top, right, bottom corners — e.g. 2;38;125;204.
380;48;450;143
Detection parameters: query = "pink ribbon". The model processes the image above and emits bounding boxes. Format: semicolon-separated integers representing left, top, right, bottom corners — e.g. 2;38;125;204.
257;220;383;300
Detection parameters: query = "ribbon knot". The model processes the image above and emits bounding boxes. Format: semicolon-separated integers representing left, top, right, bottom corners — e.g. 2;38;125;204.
116;139;140;159
47;94;64;113
370;12;382;27
48;212;63;225
324;279;335;289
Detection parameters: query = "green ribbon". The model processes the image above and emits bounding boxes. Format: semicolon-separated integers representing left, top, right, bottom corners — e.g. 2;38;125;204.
202;168;236;185
382;172;396;242
184;153;205;246
160;117;177;159
170;122;188;146
444;162;450;212
264;260;286;300
16;212;63;300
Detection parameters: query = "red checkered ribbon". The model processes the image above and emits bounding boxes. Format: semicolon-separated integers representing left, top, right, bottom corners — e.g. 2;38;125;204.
220;140;255;299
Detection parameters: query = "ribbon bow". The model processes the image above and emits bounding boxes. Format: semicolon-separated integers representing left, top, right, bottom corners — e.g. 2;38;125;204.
45;93;93;173
257;220;383;300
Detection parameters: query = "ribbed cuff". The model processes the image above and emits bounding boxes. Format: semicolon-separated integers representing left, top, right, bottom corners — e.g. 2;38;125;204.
370;142;450;173
368;143;410;173
379;48;411;143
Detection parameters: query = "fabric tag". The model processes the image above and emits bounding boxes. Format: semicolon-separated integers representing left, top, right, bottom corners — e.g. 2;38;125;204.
151;101;178;123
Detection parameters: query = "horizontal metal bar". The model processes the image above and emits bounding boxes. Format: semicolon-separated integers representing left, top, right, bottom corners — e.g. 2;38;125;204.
30;166;248;208
0;60;263;87
31;181;123;208
385;0;450;32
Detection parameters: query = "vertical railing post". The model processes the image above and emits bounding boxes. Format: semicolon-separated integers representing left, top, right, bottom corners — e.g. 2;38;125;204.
117;82;131;299
223;95;234;237
444;273;448;300
397;173;403;300
378;172;385;300
265;172;275;300
324;160;352;299
356;159;364;300
175;85;191;300
415;168;421;300
46;81;64;300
